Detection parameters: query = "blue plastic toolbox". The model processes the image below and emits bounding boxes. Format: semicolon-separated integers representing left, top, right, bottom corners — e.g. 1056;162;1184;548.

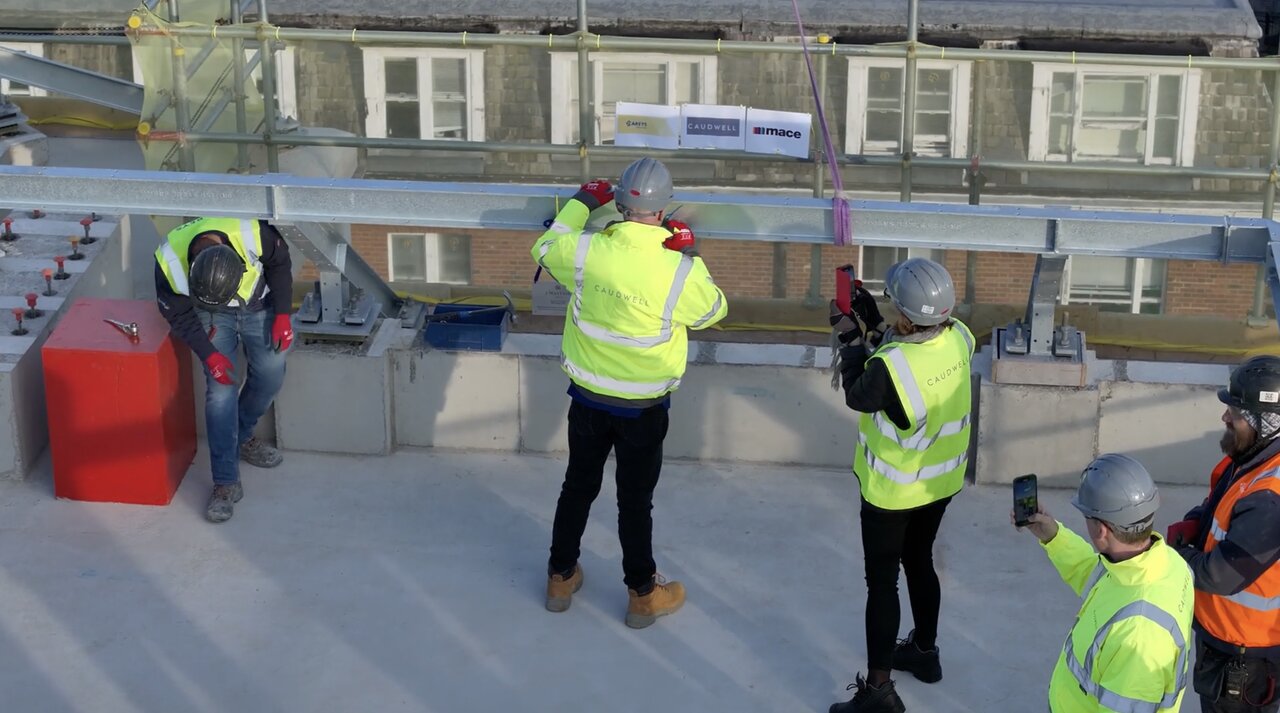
422;304;511;351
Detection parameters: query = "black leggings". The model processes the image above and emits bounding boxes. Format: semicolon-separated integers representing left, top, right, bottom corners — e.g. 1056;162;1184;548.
860;496;951;673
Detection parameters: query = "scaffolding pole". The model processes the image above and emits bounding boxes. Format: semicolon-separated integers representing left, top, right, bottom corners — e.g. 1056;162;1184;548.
901;0;919;202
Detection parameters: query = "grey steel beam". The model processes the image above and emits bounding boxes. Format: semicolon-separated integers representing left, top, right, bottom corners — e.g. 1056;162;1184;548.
0;46;143;114
0;165;1274;264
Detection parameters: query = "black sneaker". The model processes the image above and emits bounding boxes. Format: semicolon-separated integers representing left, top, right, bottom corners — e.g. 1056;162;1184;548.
829;674;906;713
891;630;942;684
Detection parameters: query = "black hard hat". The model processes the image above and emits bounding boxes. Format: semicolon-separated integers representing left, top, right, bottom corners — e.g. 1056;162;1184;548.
189;244;245;307
1219;355;1280;414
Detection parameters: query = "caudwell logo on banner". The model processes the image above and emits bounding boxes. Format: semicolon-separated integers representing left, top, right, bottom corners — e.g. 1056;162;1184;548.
745;108;812;158
680;104;746;150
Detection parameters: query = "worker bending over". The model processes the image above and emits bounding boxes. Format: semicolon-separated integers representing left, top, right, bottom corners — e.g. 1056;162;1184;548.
154;217;294;523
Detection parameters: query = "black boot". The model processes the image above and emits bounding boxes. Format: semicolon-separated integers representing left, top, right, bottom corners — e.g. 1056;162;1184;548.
829;674;906;713
891;630;942;684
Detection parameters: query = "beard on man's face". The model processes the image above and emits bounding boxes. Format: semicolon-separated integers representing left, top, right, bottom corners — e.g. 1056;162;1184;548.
1221;422;1257;457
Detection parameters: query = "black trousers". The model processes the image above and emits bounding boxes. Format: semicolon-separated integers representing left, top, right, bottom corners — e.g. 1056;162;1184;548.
1195;638;1280;713
860;496;951;673
548;400;669;592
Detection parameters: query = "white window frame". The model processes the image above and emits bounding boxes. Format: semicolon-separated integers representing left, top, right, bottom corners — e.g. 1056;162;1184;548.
1028;63;1200;166
1;42;46;97
362;47;485;141
845;58;972;158
130;45;297;120
387;232;471;285
549;52;718;145
1060;256;1165;314
852;246;945;289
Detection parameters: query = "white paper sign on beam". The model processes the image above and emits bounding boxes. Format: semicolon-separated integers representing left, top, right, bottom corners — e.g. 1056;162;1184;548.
745;108;812;158
613;102;681;149
680;104;747;151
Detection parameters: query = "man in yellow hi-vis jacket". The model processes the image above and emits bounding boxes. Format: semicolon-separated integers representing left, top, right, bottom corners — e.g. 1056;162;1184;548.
532;158;727;629
1017;453;1194;713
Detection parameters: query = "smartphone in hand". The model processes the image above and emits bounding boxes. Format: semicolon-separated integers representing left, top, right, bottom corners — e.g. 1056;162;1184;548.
1013;474;1038;527
835;264;856;315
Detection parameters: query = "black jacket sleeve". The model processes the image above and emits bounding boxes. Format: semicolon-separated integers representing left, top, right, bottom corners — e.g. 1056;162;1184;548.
840;343;910;431
155;261;217;362
258;221;293;315
1184;489;1280;596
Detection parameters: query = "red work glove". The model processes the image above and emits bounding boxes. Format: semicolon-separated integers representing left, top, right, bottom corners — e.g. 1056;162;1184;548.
1166;519;1201;548
663;219;696;253
205;352;235;386
271;314;294;352
574;179;614;210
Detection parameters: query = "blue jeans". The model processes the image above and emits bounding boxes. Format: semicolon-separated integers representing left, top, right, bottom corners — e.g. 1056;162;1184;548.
197;308;288;485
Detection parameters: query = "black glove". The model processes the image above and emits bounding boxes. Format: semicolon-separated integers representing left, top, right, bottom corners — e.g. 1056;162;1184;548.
829;300;863;344
851;286;885;333
838;343;866;390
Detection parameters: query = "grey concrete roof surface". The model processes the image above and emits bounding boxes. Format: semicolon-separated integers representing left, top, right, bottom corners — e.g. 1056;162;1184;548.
0;0;1263;41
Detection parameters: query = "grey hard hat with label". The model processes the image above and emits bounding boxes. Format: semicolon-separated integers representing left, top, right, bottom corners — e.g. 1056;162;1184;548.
616;157;674;214
1071;453;1160;528
883;257;956;327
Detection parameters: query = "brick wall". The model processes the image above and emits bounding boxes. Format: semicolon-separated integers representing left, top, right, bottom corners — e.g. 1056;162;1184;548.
1164;260;1259;316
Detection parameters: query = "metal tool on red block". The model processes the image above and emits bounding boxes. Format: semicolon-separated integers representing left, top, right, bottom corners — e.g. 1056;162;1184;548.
103;318;139;339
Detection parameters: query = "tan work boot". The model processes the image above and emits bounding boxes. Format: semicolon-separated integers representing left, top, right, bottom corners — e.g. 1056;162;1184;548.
625;576;685;629
545;564;583;613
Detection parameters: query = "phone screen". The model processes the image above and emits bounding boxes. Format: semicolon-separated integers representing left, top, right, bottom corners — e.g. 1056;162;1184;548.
1013;475;1038;526
835;265;856;314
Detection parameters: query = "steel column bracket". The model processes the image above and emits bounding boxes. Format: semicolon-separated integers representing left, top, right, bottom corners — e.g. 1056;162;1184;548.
277;222;426;342
991;253;1088;387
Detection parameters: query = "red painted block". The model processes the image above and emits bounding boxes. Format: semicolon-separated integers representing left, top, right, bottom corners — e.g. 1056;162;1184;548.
42;299;196;504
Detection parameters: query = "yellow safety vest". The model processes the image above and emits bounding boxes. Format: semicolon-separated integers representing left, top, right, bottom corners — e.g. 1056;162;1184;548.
854;322;974;510
1044;528;1193;713
155;217;265;308
531;199;729;401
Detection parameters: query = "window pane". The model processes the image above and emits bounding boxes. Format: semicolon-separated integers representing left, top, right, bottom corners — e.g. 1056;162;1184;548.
387;101;421;139
676;62;698;104
915;68;951;112
602;62;666;106
915;113;949;137
390;234;426;281
1156;75;1181;116
1048;117;1072;155
1143;258;1166;290
1077;125;1144;160
868;67;903;107
385;58;418;98
433;100;465;139
1152;117;1179;160
432;58;465;97
866;110;902;144
433;234;471;284
1050;73;1074;115
1081;76;1146;118
862;246;902;287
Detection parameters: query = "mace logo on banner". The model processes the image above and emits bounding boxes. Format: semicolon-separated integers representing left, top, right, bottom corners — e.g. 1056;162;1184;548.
745;108;812;158
613;102;680;150
680;104;746;151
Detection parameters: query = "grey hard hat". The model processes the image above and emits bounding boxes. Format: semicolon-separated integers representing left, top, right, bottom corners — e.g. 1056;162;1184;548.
884;258;956;326
1071;453;1161;527
616;157;674;213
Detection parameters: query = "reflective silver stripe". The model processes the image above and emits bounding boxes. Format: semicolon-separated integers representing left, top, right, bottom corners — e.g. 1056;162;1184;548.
230;219;263;308
561;354;680;396
570;232;691;349
881;345;927;430
1063;600;1188;712
1210;520;1227;542
1081;563;1106;599
859;443;967;484
692;282;724;328
870;412;970;452
1226;590;1280;612
158;243;189;295
958;324;975;355
548;220;576;234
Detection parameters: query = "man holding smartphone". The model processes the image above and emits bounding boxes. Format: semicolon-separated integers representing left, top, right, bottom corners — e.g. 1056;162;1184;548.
1015;454;1193;713
1168;356;1280;713
828;258;974;713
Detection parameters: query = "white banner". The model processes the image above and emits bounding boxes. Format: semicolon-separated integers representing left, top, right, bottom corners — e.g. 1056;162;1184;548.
613;102;681;150
745;108;812;158
680;104;746;151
